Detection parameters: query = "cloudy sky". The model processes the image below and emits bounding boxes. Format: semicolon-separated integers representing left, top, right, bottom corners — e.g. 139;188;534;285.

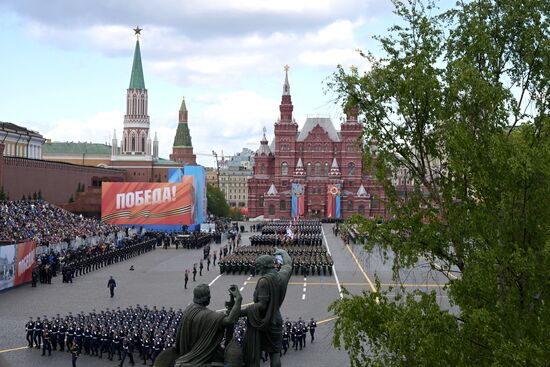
0;0;449;166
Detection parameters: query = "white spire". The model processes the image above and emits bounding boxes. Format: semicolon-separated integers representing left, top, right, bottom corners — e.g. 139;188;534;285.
283;64;290;96
294;158;305;176
357;184;369;197
329;158;341;176
154;131;158;141
266;183;278;196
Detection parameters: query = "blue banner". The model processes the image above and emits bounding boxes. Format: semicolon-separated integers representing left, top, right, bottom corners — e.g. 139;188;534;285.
184;166;207;225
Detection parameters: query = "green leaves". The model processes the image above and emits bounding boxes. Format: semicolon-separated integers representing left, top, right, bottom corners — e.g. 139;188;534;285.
330;0;550;365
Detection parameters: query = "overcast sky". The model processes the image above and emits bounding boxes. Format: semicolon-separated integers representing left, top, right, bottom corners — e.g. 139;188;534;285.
0;0;451;166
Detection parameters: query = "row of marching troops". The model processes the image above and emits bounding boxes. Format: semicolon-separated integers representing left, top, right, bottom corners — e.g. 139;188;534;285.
60;237;157;283
166;231;214;249
26;305;182;366
256;218;321;229
232;316;317;357
249;234;323;247
260;223;321;236
218;246;333;276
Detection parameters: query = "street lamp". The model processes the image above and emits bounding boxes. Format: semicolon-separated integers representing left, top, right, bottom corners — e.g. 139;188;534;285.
212;150;220;189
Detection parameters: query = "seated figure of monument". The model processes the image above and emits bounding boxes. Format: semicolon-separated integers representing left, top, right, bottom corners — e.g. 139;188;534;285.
154;284;242;367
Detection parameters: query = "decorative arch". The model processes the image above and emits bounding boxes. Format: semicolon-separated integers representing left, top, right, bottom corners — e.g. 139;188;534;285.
131;131;137;152
139;131;147;153
348;162;356;175
281;161;288;176
315;162;321;176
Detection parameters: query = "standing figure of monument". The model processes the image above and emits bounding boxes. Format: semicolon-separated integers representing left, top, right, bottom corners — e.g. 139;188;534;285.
241;247;293;367
154;284;242;367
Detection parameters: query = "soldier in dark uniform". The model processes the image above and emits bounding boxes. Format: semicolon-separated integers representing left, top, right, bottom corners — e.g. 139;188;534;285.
75;323;83;353
42;328;52;356
308;318;317;342
34;317;43;349
91;326;100;356
151;334;163;365
25;317;35;347
295;324;303;350
108;276;117;298
50;319;58;351
113;329;123;361
199;260;204;276
71;341;79;367
83;325;91;355
120;336;135;366
291;323;298;350
99;328;110;359
58;320;66;352
281;328;290;355
184;269;189;289
141;334;152;365
66;322;75;351
192;264;197;282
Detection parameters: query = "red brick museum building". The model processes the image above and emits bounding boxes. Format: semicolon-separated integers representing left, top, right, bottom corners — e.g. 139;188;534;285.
247;69;386;220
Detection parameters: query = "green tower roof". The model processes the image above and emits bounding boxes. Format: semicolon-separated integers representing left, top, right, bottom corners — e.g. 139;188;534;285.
173;122;192;147
129;40;145;89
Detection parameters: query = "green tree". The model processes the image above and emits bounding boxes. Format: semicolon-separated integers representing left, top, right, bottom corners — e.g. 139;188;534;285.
228;207;244;221
207;183;230;217
0;187;5;201
68;195;74;203
329;0;550;366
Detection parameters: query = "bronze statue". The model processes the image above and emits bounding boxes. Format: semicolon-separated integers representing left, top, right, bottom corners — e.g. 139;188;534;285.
154;284;242;367
241;247;293;367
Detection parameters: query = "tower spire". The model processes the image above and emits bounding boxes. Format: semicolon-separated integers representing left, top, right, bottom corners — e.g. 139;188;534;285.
283;64;290;96
279;65;294;123
179;96;188;123
129;28;145;90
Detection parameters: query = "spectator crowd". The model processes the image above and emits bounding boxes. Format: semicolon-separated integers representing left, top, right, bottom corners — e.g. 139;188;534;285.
0;200;119;245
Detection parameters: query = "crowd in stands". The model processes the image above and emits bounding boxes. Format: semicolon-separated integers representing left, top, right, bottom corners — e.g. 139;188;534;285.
0;200;119;245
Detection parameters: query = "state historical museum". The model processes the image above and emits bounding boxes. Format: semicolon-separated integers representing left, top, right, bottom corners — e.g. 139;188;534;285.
247;69;386;220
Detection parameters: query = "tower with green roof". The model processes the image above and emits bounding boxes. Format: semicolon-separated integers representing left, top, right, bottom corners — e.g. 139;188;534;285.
169;97;197;165
119;28;152;157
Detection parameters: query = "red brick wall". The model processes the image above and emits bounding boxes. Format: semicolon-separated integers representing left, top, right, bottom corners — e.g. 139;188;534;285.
2;157;125;204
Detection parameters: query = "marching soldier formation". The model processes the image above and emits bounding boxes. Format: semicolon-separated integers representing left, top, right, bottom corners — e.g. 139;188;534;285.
27;305;183;367
232;316;317;358
220;219;333;276
219;246;333;276
61;237;157;282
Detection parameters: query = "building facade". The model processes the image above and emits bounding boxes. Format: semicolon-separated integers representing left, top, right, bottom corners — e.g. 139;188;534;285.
247;69;386;219
205;167;218;187
0;122;45;160
219;148;254;208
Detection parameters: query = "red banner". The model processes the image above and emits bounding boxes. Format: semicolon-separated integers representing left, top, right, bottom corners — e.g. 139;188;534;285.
15;241;37;286
101;180;195;225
